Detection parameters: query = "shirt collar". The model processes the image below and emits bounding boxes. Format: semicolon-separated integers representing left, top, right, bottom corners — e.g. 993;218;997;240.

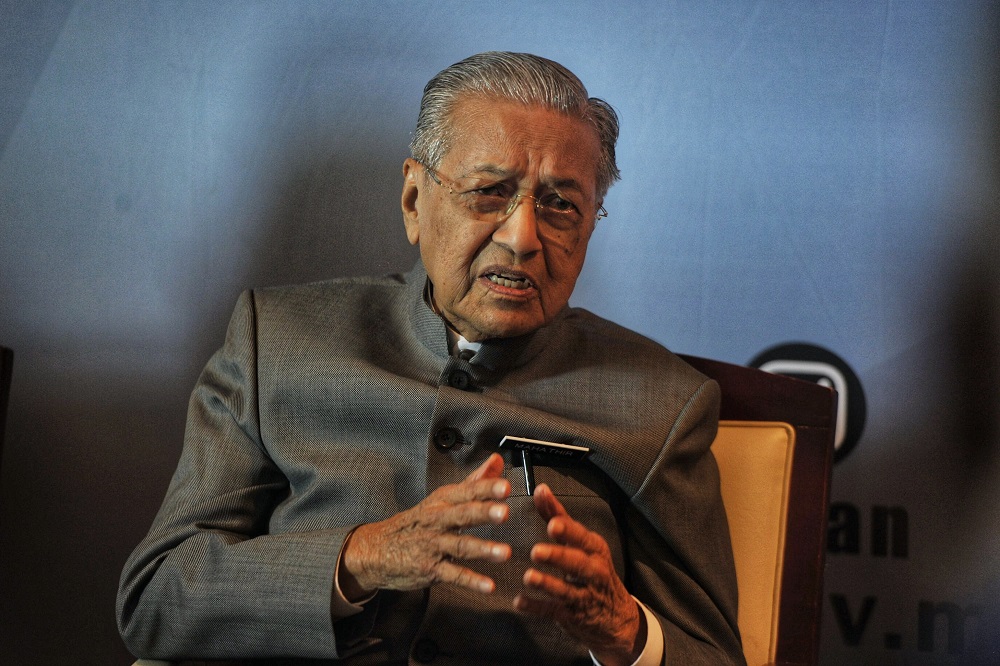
455;335;482;356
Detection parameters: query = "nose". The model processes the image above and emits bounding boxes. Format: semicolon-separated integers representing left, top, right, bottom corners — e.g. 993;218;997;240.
492;195;543;257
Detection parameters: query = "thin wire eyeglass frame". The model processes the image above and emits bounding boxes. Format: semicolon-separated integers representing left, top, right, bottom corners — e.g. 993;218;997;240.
419;163;608;225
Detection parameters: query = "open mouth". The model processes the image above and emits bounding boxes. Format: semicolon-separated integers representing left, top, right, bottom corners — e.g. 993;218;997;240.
485;272;533;290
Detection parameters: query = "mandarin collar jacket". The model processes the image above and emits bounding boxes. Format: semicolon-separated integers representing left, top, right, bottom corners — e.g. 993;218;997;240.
117;262;744;665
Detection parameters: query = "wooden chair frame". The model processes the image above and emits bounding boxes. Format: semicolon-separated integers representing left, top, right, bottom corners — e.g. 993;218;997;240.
679;354;836;666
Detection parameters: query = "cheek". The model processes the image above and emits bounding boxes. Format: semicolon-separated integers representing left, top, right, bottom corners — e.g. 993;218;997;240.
422;220;492;286
542;219;597;257
542;228;593;276
444;224;495;267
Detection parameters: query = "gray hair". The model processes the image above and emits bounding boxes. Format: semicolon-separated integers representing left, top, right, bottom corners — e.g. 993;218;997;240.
410;51;621;200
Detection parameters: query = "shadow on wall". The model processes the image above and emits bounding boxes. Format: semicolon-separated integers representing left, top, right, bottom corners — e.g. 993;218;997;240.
250;144;418;290
187;138;420;374
948;0;1000;507
948;9;1000;658
917;13;999;662
818;6;999;662
947;211;1000;665
0;141;416;664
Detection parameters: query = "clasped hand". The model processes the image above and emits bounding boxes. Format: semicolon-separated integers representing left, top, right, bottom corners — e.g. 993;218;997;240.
339;453;643;664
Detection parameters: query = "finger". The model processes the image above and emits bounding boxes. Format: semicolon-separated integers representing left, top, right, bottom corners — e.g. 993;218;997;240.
469;475;511;501
546;513;609;555
438;532;512;563
521;566;589;600
434;558;499;594
532;483;568;522
466;452;505;482
530;489;608;556
429;475;511;507
452;457;512;501
529;541;593;582
421;496;509;532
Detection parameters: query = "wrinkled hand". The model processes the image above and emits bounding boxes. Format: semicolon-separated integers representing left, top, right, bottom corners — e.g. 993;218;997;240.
339;453;512;599
513;483;644;666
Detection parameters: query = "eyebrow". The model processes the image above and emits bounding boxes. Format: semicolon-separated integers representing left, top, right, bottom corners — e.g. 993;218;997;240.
463;164;587;194
460;164;514;181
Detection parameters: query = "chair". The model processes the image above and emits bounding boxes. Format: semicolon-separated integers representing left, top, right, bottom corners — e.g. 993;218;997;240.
0;346;12;472
679;354;836;666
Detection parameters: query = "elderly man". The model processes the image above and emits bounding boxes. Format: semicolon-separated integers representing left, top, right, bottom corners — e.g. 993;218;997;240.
117;52;744;665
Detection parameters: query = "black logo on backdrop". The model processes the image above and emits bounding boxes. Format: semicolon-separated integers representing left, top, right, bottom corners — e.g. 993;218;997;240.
749;343;866;463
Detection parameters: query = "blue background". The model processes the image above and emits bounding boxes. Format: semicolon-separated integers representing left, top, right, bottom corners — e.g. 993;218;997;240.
1;1;997;663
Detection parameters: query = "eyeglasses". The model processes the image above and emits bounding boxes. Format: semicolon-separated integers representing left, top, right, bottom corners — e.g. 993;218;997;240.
421;163;607;230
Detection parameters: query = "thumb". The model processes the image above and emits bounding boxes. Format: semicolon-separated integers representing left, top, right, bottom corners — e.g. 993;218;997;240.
532;483;568;522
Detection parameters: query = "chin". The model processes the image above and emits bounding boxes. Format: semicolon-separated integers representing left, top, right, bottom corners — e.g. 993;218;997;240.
477;317;547;340
456;301;553;340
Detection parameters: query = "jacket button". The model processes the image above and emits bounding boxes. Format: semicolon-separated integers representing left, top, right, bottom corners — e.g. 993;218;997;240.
448;369;472;390
433;427;461;451
413;637;439;663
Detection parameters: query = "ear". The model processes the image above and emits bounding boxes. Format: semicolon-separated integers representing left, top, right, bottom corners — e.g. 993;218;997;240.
401;158;422;246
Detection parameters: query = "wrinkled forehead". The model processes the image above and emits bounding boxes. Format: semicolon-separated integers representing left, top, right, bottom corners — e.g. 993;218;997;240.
441;95;602;188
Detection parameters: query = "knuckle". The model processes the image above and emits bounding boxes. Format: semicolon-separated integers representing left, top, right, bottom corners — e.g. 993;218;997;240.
454;534;478;558
456;500;499;528
453;568;473;587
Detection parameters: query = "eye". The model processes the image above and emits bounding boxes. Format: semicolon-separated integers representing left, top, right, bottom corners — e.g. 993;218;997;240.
541;194;578;213
460;182;511;215
474;183;511;198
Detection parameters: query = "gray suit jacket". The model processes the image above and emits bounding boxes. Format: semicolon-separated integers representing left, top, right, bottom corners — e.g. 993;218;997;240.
117;264;743;665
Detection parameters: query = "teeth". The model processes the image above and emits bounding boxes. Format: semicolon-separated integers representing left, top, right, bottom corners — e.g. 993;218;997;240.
488;274;530;289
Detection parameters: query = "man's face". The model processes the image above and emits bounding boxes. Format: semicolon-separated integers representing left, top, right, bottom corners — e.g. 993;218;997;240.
401;96;603;341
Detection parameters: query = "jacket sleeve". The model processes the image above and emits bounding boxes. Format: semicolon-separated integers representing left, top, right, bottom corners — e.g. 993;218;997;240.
628;378;746;665
116;290;376;660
